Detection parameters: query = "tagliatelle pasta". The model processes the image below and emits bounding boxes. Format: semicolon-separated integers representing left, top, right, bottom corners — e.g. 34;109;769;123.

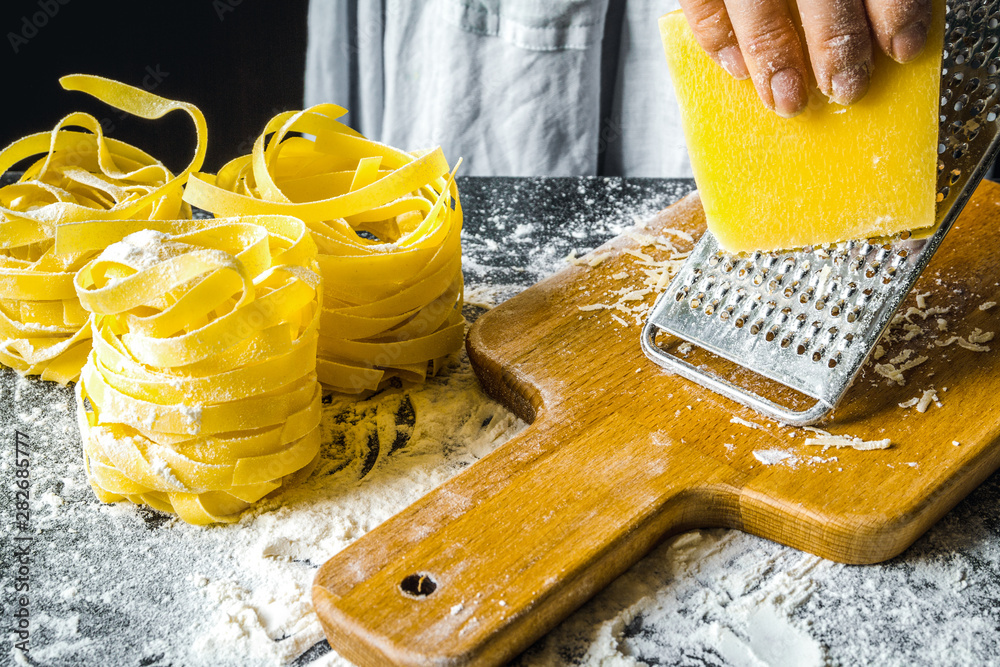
63;215;323;525
182;105;464;393
0;75;207;384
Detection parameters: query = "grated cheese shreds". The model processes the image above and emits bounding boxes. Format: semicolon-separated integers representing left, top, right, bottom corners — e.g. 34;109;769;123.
805;434;892;451
568;251;610;267
936;335;991;352
661;227;695;243
980;301;997;311
873;355;928;386
915;389;939;413
623;248;656;263
899;397;920;408
578;304;609;312
730;416;763;430
889;349;913;365
968;328;994;344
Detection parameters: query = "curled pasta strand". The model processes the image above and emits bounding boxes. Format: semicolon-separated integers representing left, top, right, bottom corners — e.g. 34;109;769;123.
0;75;207;384
182;105;464;393
65;215;323;525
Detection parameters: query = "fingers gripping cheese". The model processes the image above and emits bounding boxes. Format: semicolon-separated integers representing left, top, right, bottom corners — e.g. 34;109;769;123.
182;106;464;393
0;75;207;384
64;216;323;525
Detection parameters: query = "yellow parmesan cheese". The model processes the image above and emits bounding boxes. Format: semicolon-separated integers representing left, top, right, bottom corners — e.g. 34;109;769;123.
658;7;944;253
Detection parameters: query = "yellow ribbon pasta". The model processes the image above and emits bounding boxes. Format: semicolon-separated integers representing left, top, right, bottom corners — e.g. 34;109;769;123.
64;215;322;525
0;75;207;384
182;105;464;393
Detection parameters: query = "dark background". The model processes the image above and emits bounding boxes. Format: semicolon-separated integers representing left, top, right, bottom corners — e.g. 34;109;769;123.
0;0;310;173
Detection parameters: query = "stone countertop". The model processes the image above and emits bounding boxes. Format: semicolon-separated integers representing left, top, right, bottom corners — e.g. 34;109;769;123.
1;176;999;666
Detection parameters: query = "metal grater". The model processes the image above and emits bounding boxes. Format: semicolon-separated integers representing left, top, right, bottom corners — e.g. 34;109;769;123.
642;0;1000;426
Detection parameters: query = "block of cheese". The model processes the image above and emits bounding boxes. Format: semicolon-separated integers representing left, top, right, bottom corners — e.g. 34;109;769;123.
659;7;944;253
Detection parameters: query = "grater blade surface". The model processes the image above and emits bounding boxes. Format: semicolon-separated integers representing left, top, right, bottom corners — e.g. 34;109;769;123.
642;0;1000;426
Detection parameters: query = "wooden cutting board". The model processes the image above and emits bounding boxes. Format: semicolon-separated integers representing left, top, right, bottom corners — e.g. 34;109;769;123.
313;180;1000;666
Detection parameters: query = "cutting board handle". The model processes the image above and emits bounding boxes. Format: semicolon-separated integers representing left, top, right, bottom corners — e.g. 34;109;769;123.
312;414;730;666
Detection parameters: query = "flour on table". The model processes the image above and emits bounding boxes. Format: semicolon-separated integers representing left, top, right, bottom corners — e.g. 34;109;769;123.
5;178;1000;667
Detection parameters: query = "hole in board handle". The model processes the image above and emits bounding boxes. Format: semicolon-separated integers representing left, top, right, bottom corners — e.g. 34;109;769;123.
400;573;438;598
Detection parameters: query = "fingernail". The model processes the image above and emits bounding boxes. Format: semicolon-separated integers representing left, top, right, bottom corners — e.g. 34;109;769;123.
770;68;807;118
829;63;872;105
717;46;750;80
891;22;927;62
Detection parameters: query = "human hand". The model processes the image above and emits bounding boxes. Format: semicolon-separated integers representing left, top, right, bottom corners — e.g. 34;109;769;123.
678;0;931;117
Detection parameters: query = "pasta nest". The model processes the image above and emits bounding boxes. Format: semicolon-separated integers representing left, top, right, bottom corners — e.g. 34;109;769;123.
67;215;323;525
183;105;464;394
0;75;206;384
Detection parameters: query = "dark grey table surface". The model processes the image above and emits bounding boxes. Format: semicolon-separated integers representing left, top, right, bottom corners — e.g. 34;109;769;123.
2;176;999;666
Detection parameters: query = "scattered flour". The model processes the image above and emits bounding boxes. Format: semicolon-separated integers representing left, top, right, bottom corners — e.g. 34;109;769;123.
5;178;1000;667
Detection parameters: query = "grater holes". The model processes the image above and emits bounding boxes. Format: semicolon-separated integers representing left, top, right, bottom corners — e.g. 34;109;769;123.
812;347;826;362
950;168;963;184
750;319;765;335
766;325;781;342
938;185;951;202
988;105;999;122
828;355;840;369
